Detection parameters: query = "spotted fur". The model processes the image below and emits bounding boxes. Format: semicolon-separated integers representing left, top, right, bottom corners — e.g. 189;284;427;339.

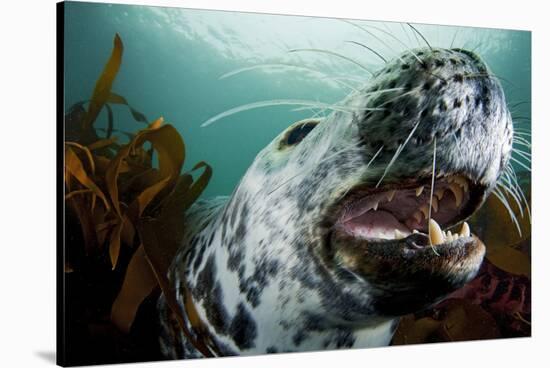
158;47;513;358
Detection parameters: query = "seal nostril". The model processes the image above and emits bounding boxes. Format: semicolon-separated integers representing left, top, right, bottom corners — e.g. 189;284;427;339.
453;74;464;83
422;81;432;91
401;64;410;70
454;99;462;108
435;59;444;67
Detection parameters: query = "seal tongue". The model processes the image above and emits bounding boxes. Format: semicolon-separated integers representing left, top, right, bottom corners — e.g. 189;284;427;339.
343;210;411;240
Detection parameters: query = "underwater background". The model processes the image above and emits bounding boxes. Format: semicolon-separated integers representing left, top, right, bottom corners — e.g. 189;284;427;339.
64;1;531;198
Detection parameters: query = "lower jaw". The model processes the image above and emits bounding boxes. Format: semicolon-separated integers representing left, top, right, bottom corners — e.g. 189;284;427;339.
328;231;486;315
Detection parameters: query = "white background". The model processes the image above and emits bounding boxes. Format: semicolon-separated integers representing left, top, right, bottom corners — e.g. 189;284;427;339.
0;0;548;367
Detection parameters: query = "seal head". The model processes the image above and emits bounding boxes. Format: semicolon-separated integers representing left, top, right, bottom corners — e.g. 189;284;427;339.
249;47;512;318
162;46;513;356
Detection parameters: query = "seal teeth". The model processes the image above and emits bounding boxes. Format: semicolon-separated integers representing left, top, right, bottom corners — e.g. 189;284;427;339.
428;221;471;245
460;222;471;237
431;197;439;212
419;204;430;219
387;190;396;202
429;219;445;245
416;186;424;197
453;176;469;191
394;229;407;239
449;183;464;207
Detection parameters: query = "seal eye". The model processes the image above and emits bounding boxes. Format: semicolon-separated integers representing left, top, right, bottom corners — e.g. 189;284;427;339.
282;121;318;147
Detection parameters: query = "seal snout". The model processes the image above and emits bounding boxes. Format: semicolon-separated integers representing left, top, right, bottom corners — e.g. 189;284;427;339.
355;47;512;186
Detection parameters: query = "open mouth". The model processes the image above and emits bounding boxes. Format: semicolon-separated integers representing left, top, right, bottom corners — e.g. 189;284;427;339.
332;175;487;249
325;174;489;315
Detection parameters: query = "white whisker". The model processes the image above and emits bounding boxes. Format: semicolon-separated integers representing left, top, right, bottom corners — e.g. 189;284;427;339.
340;20;404;63
427;137;439;255
497;180;524;218
407;23;432;50
345;40;387;63
400;22;414;48
513;129;532;136
201;99;384;127
503;172;528;219
219;63;330;80
509;156;531;172
493;186;522;236
335;145;385;203
504;165;531;222
450;28;459;49
288;48;374;76
512;149;532;162
362;23;425;64
513;136;531;148
375;120;421;188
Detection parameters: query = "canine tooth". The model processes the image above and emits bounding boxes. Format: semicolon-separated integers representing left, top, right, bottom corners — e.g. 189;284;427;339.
413;211;423;223
435;189;444;200
454;176;468;189
372;201;379;211
387;190;396;202
446;230;452;239
431;197;439;212
420;205;430;219
453;234;459;240
394;229;406;239
416;186;424;197
460;222;470;237
449;183;463;207
429;219;445;245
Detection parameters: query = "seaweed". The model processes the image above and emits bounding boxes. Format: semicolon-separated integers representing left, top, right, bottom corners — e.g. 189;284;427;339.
63;34;211;364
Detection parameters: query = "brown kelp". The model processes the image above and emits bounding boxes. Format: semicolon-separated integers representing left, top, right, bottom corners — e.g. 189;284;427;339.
63;34;211;364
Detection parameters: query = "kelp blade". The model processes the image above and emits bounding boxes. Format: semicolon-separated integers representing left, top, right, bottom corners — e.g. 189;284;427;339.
82;34;123;135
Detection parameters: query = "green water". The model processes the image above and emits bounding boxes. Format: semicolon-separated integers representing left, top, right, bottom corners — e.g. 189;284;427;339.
63;1;531;198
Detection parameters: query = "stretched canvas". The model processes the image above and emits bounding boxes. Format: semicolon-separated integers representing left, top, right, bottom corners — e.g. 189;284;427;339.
57;1;532;366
